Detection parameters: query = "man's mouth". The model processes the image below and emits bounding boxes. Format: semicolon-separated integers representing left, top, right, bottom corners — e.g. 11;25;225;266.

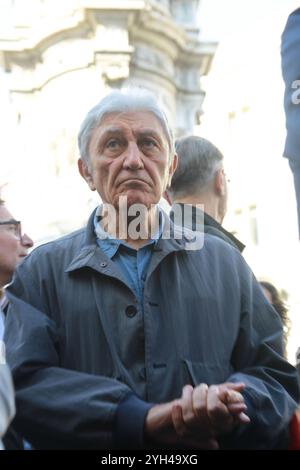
118;179;149;187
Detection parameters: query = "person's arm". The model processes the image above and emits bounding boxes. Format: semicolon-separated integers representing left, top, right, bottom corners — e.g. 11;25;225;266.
5;291;243;450
221;260;300;449
4;291;150;449
0;364;15;449
144;382;249;450
281;8;300;161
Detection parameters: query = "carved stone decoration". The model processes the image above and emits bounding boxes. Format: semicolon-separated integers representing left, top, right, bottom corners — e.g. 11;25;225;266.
0;0;217;238
170;0;201;26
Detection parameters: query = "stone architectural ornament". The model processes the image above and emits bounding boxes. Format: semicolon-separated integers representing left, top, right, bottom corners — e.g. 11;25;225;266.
0;0;216;136
0;0;216;238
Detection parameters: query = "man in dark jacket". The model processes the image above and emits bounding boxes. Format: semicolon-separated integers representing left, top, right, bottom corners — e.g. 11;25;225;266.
0;197;33;450
281;7;300;238
4;89;300;449
166;135;245;252
0;197;31;449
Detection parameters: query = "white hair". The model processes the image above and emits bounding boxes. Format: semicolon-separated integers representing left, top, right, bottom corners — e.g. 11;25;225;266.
78;88;175;163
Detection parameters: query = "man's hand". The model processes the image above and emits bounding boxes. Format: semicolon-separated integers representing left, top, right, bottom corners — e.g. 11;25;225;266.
172;382;250;438
144;401;219;449
144;382;250;449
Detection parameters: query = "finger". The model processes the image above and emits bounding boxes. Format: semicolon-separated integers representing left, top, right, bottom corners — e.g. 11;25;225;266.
227;402;247;413
226;382;245;390
207;385;233;434
207;385;229;418
181;385;196;427
192;383;215;436
219;382;245;393
192;383;208;420
172;402;190;437
234;411;251;424
225;390;245;404
172;401;220;447
225;390;248;417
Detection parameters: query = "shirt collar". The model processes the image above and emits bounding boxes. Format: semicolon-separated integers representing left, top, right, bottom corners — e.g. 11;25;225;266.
94;204;165;258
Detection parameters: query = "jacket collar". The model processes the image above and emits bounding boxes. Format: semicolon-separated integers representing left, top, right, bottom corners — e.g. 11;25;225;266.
202;211;245;253
171;203;245;253
65;208;198;276
65;208;109;274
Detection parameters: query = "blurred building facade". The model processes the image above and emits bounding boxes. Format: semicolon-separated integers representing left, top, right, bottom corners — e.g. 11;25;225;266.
0;0;216;241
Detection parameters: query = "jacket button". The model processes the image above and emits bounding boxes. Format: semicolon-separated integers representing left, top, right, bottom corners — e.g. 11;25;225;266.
100;262;107;268
125;305;137;318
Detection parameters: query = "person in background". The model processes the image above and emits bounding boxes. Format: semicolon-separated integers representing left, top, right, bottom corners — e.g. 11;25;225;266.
0;197;33;319
0;196;33;449
4;89;299;450
259;281;291;359
165;135;245;252
281;7;300;238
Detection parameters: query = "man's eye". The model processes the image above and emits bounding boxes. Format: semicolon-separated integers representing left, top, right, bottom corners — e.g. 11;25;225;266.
106;139;121;149
3;225;18;236
141;138;156;149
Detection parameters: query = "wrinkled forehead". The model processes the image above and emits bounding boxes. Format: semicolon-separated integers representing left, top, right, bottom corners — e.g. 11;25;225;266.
97;110;166;136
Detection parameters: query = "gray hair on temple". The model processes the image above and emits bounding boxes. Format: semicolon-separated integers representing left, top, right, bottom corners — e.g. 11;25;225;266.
168;135;224;199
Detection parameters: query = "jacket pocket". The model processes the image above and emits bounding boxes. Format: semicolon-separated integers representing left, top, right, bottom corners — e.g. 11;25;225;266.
183;359;230;386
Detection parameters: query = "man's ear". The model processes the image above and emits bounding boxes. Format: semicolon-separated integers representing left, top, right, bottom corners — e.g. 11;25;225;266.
166;153;178;188
214;168;225;196
78;158;96;191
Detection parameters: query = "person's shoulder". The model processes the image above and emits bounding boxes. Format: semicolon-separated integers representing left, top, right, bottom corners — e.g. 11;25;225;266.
197;230;241;254
283;8;300;39
288;7;300;19
170;227;242;267
33;227;85;253
169;222;240;254
205;224;228;240
19;227;86;269
205;225;243;251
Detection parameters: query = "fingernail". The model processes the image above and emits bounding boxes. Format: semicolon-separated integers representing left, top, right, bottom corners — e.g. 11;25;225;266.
240;413;250;422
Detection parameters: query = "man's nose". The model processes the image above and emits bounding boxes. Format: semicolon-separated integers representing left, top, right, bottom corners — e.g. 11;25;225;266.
21;233;34;248
123;142;144;169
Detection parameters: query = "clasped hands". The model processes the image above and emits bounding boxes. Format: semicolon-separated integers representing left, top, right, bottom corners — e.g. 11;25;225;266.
145;382;250;449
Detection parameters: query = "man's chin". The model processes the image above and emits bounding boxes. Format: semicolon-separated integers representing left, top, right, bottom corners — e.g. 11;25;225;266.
115;191;155;210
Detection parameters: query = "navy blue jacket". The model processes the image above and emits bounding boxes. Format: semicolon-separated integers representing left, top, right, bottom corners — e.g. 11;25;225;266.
282;8;300;235
4;211;300;449
282;8;300;162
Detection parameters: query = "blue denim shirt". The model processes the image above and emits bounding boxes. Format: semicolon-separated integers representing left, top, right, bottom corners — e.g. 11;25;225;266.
94;206;163;314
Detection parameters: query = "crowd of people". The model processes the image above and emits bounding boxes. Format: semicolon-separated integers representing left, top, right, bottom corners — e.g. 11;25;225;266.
0;6;300;451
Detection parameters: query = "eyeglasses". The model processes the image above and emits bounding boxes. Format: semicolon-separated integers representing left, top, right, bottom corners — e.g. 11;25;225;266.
0;220;22;240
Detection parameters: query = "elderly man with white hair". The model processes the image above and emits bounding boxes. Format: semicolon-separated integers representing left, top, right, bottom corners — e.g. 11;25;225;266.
4;89;300;450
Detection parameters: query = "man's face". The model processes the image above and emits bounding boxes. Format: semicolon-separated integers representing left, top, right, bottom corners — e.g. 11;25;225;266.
79;111;177;209
0;205;33;287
